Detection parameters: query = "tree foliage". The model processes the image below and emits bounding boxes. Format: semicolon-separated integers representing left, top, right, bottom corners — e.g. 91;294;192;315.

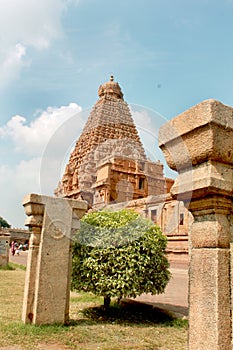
72;209;170;308
0;216;11;228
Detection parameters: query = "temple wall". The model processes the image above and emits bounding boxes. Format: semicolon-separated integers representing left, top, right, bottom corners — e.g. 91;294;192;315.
106;194;191;261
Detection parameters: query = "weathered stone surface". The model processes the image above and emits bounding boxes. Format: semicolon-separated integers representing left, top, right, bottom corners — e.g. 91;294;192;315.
159;99;233;171
0;232;10;266
189;248;231;350
22;194;87;325
159;98;233;350
190;212;230;248
170;160;233;201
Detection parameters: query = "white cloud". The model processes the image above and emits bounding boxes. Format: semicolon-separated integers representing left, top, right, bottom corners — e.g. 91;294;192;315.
0;44;27;85
0;0;64;49
0;0;78;87
0;102;88;227
0;158;41;227
0;103;82;156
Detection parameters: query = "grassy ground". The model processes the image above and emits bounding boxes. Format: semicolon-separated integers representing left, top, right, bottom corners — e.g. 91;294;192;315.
0;266;187;350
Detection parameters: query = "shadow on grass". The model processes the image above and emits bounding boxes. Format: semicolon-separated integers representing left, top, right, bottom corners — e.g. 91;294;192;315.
69;300;188;328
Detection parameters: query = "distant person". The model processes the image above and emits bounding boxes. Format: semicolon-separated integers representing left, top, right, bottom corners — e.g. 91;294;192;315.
11;241;16;256
23;242;29;250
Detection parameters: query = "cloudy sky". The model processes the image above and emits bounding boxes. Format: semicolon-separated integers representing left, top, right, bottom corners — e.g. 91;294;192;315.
1;0;233;227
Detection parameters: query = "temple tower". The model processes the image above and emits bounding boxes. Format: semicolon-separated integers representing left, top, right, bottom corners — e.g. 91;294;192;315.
55;76;166;207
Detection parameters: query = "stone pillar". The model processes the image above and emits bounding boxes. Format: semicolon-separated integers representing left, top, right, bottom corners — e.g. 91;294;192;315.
158;99;233;350
22;193;87;325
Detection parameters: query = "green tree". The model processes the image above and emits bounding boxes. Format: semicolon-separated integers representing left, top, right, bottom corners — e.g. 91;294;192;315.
72;209;170;309
0;216;11;228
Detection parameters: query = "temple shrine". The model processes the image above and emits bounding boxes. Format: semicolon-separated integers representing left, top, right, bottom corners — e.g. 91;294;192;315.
55;76;190;260
55;76;169;206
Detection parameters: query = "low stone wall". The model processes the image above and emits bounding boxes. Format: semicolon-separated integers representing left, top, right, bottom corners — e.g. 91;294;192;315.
166;236;189;262
106;193;192;259
0;227;30;244
0;233;10;266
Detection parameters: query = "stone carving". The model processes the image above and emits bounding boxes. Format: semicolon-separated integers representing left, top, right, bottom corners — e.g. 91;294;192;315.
48;220;67;240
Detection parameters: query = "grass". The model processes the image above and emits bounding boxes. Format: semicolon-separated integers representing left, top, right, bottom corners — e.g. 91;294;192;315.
0;269;188;350
0;263;15;270
0;262;26;271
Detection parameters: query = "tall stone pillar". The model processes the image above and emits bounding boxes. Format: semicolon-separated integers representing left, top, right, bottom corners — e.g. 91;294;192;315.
159;99;233;350
22;194;87;325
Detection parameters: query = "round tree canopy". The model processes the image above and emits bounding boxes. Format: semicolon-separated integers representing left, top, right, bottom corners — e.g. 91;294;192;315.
72;209;170;306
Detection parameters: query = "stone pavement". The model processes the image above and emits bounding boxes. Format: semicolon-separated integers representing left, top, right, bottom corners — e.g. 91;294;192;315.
9;250;28;266
10;252;188;318
134;261;188;318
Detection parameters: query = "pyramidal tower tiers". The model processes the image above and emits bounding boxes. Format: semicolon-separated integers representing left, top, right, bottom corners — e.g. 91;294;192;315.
55;76;166;208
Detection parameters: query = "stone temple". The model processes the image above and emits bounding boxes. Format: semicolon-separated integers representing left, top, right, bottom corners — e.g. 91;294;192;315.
55;76;190;261
55;75;170;208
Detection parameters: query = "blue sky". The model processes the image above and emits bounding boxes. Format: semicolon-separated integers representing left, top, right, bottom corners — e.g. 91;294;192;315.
1;0;233;227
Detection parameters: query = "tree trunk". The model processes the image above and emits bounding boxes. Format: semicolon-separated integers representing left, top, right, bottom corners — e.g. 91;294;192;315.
117;297;122;304
104;296;111;310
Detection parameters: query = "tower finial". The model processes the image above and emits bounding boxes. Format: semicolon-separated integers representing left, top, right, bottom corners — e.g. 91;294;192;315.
98;75;123;99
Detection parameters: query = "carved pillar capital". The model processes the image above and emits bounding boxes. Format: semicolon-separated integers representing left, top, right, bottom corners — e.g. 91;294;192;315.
188;196;232;217
23;193;45;230
158;99;233;204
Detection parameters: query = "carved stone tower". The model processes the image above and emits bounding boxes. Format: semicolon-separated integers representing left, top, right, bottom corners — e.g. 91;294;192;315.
55;76;166;207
